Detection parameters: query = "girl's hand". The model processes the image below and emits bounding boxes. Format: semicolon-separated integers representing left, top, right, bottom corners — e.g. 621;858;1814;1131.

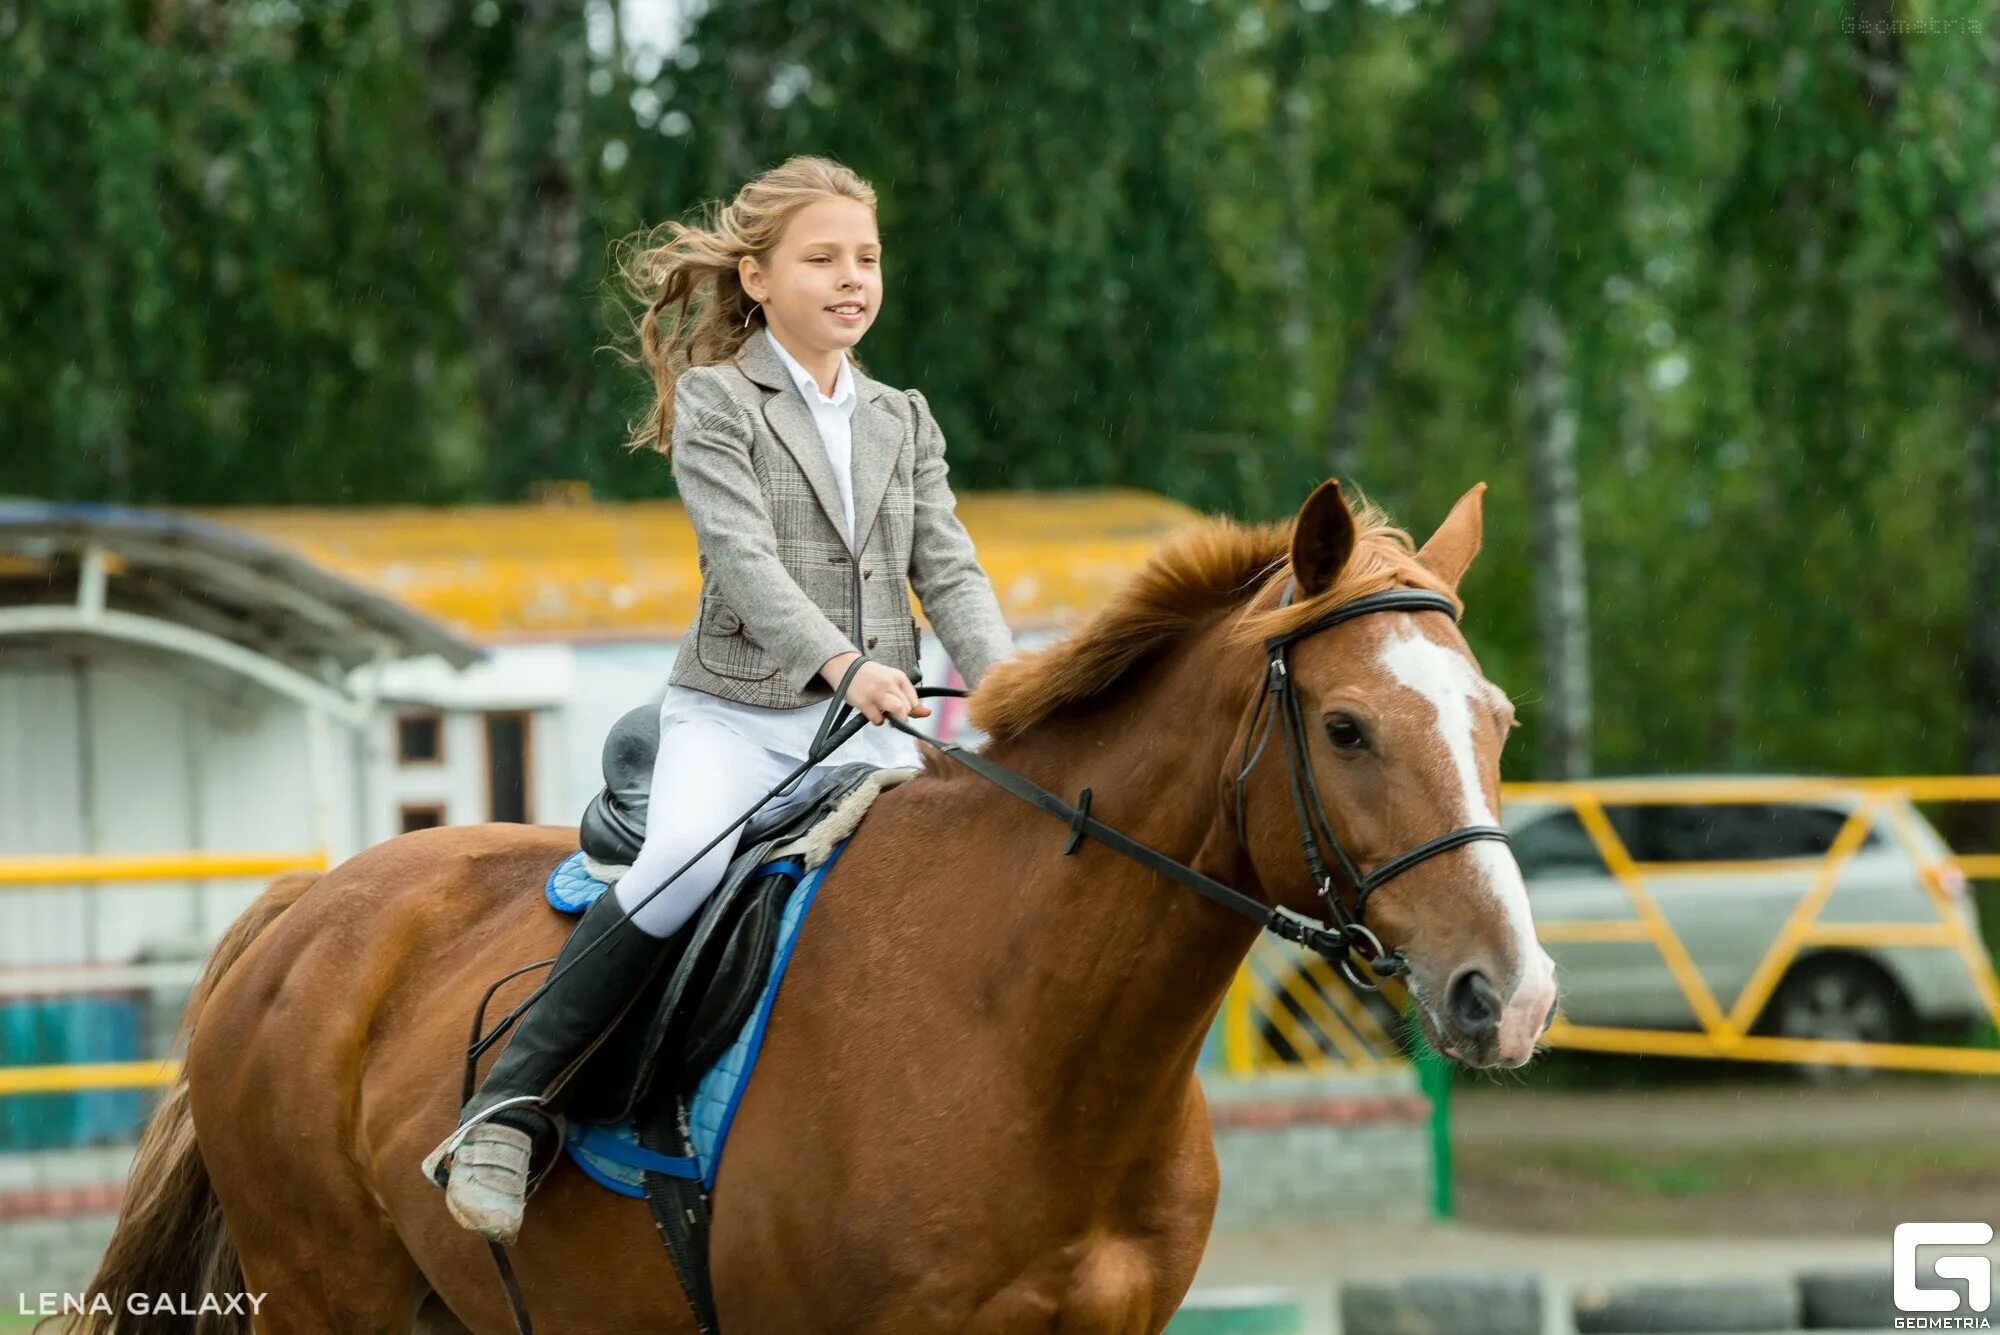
820;651;928;723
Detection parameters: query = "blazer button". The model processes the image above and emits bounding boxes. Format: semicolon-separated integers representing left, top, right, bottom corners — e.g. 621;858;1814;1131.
862;570;872;579
866;637;878;649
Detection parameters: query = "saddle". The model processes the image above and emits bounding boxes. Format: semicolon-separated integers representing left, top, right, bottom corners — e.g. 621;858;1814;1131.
536;703;912;1335
562;703;908;1126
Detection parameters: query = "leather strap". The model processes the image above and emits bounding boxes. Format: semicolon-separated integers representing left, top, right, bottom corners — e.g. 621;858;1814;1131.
873;710;1366;963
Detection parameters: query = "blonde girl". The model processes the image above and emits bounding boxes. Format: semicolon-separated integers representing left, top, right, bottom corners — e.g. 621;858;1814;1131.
424;156;1017;1243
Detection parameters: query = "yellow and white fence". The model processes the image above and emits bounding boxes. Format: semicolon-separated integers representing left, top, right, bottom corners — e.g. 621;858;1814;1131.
0;851;323;1096
10;773;2000;1094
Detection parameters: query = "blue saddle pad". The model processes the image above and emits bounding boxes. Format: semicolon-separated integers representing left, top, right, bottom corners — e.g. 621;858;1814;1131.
542;839;846;1194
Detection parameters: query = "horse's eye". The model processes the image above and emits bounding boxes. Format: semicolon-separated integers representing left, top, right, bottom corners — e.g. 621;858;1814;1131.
1325;717;1366;751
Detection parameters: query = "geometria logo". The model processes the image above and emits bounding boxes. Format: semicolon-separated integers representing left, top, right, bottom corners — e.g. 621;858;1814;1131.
1895;1222;1994;1331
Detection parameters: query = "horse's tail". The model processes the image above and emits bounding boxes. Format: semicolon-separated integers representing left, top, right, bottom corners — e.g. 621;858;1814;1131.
42;870;322;1335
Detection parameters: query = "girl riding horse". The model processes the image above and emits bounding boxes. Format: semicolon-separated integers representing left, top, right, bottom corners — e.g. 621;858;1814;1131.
421;154;1018;1243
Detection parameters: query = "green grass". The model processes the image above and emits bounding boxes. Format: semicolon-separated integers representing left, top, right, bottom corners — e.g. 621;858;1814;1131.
1481;1138;2000;1201
1166;1299;1303;1335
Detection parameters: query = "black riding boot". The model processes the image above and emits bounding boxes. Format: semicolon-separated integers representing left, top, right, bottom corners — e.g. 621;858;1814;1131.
421;888;672;1243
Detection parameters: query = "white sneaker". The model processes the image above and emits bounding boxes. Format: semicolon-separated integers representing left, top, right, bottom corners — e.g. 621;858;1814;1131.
422;1122;535;1245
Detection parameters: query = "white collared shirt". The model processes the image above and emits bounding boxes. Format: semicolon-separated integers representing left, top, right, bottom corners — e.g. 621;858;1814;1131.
761;326;860;547
658;326;924;773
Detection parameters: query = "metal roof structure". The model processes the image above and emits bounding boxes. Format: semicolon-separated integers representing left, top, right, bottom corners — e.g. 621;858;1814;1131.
0;501;481;721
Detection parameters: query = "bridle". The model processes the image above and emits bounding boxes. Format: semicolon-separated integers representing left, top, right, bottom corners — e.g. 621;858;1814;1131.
877;579;1514;991
1228;581;1514;988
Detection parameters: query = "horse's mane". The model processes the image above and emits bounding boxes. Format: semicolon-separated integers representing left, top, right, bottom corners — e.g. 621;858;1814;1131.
965;493;1459;746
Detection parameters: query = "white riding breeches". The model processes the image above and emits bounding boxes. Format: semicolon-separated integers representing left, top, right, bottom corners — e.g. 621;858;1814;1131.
611;714;841;940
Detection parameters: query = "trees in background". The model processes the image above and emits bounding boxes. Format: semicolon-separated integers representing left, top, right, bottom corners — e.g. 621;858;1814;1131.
4;0;1997;785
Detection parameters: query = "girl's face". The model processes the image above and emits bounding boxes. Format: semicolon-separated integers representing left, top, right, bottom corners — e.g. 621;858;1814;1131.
740;197;882;359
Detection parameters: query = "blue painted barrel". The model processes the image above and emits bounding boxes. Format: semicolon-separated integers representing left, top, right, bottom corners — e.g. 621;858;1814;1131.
0;995;147;1151
1168;1288;1305;1335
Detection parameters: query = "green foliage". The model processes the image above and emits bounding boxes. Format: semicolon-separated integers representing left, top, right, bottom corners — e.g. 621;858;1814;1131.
3;0;1997;782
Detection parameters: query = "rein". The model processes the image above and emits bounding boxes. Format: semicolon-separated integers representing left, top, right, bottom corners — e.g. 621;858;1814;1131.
882;580;1512;989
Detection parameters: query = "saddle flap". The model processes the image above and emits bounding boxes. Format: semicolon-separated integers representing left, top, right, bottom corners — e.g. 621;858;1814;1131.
679;875;790;1079
569;761;901;1125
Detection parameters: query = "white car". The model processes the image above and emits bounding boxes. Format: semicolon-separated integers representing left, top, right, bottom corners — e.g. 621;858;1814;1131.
1259;779;1991;1076
1506;779;1989;1053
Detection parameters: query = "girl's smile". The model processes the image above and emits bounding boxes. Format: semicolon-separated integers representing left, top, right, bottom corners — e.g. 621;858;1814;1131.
740;196;882;391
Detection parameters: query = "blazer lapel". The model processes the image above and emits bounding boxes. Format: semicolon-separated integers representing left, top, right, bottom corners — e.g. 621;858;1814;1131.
847;386;901;554
735;333;853;549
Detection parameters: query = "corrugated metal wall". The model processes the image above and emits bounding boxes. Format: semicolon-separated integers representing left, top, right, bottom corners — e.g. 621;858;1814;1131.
0;653;349;967
0;662;89;968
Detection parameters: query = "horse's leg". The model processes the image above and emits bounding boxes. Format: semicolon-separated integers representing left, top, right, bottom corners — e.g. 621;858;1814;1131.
414;1290;475;1334
183;829;702;1333
195;1053;434;1332
225;1217;430;1333
185;875;441;1332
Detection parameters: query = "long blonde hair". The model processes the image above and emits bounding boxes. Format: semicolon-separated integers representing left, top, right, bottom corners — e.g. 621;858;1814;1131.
613;155;877;459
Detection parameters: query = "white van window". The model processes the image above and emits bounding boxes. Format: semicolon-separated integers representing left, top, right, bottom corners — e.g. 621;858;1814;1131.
1513;812;1608;877
1606;803;1883;862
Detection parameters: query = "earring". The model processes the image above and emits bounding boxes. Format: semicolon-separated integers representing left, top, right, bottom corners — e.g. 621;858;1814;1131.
741;302;760;329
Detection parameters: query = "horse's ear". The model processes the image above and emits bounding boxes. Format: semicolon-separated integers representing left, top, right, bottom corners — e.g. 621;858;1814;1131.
1292;479;1358;597
1416;482;1487;592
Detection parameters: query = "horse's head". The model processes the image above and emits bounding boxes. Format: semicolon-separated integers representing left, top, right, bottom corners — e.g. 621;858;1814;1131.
1229;480;1556;1068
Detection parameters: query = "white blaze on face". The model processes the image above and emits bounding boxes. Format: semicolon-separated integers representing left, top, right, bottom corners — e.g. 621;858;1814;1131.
1377;620;1556;1059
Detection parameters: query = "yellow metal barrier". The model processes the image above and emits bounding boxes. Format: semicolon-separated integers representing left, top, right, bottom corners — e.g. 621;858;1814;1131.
1221;937;1407;1075
0;850;324;1097
11;775;2000;1089
0;1061;180;1095
1512;775;2000;1075
1218;774;2000;1077
0;850;324;887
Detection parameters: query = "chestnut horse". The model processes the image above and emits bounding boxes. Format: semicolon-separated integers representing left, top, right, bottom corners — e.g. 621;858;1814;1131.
69;479;1554;1334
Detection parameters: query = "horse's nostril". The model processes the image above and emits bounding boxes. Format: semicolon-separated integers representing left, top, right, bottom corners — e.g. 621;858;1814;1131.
1448;970;1501;1036
1540;1000;1558;1036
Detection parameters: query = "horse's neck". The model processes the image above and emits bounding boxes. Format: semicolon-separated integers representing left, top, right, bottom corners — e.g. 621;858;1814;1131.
885;629;1264;1128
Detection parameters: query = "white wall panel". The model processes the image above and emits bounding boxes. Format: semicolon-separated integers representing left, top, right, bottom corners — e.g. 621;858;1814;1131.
1;654;347;967
0;663;88;968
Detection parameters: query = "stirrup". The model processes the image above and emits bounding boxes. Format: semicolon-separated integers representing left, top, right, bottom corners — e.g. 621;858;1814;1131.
434;1122;534;1245
421;1096;565;1190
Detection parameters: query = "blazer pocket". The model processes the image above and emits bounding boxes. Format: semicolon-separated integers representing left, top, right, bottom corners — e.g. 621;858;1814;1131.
694;595;778;682
789;545;858;637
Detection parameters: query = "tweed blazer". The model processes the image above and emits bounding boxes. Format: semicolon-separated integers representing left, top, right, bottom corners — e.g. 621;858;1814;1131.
665;330;1016;710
